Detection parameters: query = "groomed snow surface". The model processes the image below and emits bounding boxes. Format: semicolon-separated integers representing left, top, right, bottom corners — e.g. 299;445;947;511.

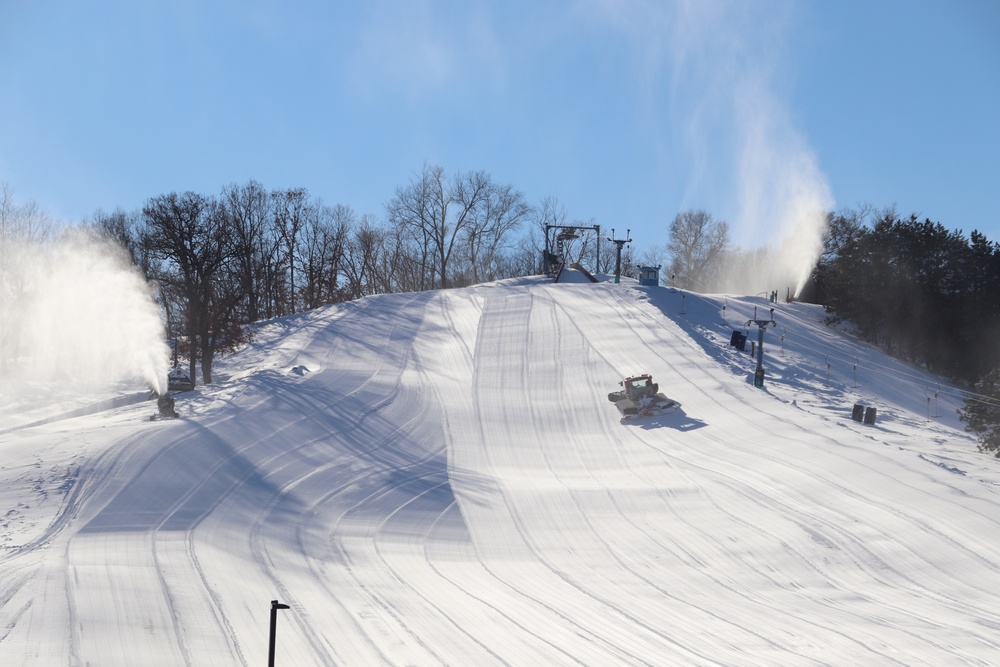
3;275;1000;666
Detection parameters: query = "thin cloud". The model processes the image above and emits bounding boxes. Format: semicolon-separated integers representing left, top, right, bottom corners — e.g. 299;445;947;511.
347;2;506;103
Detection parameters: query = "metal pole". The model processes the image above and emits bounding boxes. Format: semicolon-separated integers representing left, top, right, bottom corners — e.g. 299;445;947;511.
607;229;630;283
756;327;764;372
595;224;601;273
747;309;775;388
269;600;290;667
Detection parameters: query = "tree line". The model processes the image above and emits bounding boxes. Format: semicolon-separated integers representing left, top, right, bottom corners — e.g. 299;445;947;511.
2;170;642;388
85;166;642;386
806;206;1000;385
87;168;536;384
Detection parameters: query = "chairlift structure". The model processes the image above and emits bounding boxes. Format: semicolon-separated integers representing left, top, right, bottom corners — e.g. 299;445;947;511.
544;224;601;277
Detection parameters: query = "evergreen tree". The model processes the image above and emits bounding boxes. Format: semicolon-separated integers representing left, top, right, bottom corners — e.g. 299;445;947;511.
814;208;1000;384
959;366;1000;456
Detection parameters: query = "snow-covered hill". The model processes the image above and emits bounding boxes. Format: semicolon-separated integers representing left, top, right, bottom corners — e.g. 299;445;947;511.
2;276;1000;666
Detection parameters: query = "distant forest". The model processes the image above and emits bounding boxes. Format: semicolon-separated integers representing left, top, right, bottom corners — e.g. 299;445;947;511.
803;207;1000;385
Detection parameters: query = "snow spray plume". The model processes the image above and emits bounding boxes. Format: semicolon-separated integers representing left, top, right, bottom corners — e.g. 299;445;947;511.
715;75;833;298
614;0;833;297
0;227;169;398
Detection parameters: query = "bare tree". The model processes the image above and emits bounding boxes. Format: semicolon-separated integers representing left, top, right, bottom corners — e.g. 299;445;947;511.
300;202;351;309
387;166;436;290
506;230;547;277
142;192;233;384
343;216;386;298
534;196;568;233
320;203;352;303
464;181;532;283
0;183;53;244
1;185;56;372
387;164;491;290
667;209;729;291
221;180;277;323
271;187;310;314
88;207;160;280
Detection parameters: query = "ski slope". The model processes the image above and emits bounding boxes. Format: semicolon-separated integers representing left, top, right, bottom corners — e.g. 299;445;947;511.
2;276;1000;666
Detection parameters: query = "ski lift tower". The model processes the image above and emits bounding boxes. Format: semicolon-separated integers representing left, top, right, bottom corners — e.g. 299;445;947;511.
607;228;631;284
544;223;601;277
747;306;777;388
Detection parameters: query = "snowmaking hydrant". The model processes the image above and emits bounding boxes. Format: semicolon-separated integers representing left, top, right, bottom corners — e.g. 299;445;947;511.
154;394;179;420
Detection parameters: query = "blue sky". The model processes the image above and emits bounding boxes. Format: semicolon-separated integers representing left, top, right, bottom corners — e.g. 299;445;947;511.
2;0;998;252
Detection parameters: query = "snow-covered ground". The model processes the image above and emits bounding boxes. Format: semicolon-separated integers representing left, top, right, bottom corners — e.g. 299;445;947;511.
2;275;999;666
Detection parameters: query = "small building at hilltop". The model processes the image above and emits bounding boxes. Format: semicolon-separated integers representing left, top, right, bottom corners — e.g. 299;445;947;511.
638;266;661;287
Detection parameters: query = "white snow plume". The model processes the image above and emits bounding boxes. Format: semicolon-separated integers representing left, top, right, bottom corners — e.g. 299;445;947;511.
667;1;833;297
720;71;833;297
688;2;832;296
0;227;168;401
588;0;833;296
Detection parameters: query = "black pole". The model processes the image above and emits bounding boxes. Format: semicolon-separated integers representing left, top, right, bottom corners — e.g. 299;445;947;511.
607;228;631;284
595;224;601;272
268;600;290;667
747;308;776;389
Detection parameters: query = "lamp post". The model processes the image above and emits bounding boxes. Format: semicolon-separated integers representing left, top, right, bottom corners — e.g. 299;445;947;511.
268;600;290;667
